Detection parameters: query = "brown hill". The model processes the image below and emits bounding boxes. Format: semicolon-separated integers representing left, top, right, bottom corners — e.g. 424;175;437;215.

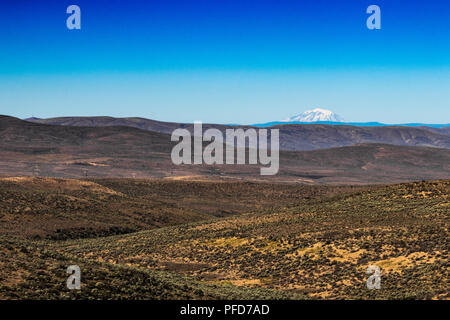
50;179;448;299
2;115;450;184
1;177;355;239
25;115;450;151
419;126;450;135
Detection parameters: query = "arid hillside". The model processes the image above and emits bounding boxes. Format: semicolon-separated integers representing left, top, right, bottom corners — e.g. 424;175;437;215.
26;115;450;150
2;116;450;184
1;177;360;239
0;179;448;299
50;180;450;299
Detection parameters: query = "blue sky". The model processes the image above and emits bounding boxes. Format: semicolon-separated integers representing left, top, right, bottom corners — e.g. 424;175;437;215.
0;0;449;124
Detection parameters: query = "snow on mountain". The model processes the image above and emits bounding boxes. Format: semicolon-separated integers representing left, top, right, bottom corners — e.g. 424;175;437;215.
282;108;344;122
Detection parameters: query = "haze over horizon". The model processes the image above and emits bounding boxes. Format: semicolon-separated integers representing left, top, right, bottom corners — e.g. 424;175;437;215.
1;0;449;124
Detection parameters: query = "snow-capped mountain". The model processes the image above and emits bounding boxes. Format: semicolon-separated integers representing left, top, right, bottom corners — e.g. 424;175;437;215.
282;108;344;122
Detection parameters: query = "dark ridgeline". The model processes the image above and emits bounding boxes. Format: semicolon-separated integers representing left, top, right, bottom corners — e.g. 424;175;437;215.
0;115;449;183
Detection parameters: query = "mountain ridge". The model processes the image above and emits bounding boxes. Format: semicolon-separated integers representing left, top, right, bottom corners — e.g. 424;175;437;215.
1;115;450;184
281;108;344;122
21;115;450;151
252;120;450;128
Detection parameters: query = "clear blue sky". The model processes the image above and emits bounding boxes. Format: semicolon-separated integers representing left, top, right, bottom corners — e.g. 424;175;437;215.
1;0;449;124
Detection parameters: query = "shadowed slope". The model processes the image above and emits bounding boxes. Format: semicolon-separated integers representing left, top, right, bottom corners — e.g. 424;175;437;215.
1;116;450;183
25;115;450;151
48;180;450;299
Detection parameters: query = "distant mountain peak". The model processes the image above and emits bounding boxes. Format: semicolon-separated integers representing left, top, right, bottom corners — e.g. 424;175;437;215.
24;117;41;121
282;108;344;122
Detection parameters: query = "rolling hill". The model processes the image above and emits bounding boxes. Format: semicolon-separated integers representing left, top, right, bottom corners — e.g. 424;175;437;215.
0;177;356;239
2;115;450;184
24;116;450;151
1;179;446;299
49;179;449;299
0;116;448;300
